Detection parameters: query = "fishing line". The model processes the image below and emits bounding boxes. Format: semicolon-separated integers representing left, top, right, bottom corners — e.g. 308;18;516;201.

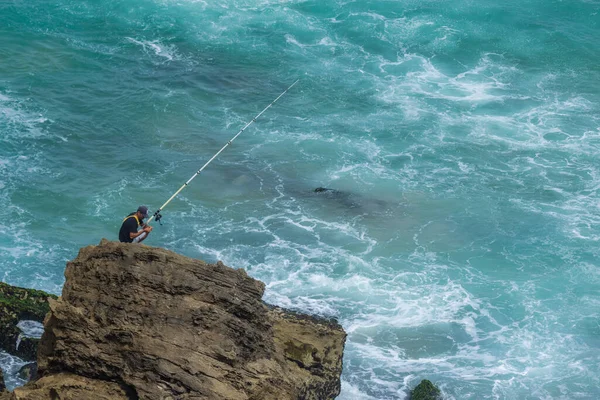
147;79;300;225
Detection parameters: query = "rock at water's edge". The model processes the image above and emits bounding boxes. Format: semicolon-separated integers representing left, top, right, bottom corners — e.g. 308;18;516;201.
17;363;37;382
411;379;441;400
15;240;346;400
0;283;56;360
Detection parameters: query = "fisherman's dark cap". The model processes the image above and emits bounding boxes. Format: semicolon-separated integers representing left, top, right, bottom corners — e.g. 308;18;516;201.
137;205;148;218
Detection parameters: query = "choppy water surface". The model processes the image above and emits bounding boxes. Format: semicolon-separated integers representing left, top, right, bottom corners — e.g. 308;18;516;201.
1;1;599;398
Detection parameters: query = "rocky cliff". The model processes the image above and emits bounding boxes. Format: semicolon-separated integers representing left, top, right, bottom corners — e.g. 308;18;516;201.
9;240;346;400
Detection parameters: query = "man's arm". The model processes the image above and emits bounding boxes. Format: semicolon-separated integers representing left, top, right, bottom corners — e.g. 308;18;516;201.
129;224;152;239
129;229;146;239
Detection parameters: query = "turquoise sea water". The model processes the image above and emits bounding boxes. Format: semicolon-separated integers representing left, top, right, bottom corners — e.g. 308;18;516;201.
1;0;600;398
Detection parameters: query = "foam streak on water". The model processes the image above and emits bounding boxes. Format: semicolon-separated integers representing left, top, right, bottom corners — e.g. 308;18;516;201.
1;0;599;398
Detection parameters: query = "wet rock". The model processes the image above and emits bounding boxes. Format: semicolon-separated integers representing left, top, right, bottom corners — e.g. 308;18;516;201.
13;338;38;363
17;363;37;382
0;283;56;360
0;368;10;399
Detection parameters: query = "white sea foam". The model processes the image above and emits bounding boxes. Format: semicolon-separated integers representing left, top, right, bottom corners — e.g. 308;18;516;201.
125;37;179;62
0;97;53;141
345;278;483;337
339;381;380;400
159;0;207;6
284;34;304;48
378;53;523;107
90;177;131;217
16;320;45;339
0;203;65;294
435;25;461;42
351;12;387;21
284;34;339;50
0;351;29;391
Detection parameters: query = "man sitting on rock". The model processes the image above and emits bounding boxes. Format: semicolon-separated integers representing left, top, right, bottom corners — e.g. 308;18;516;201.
119;205;152;243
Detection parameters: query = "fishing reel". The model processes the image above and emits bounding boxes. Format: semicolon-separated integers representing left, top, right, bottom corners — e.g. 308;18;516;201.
153;210;163;225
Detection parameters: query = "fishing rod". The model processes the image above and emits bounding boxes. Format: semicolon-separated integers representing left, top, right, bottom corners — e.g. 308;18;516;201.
147;79;300;225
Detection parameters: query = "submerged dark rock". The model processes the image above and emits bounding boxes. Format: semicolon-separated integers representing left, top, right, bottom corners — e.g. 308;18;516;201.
314;187;337;193
313;187;391;213
314;187;361;209
12;239;346;400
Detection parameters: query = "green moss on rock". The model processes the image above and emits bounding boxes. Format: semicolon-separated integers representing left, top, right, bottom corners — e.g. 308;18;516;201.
0;282;57;359
411;379;441;400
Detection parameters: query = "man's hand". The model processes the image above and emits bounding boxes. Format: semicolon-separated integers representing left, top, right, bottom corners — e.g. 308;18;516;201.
144;226;153;233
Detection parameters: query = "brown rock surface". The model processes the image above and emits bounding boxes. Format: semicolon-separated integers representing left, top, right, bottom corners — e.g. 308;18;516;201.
12;373;131;399
24;239;346;399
